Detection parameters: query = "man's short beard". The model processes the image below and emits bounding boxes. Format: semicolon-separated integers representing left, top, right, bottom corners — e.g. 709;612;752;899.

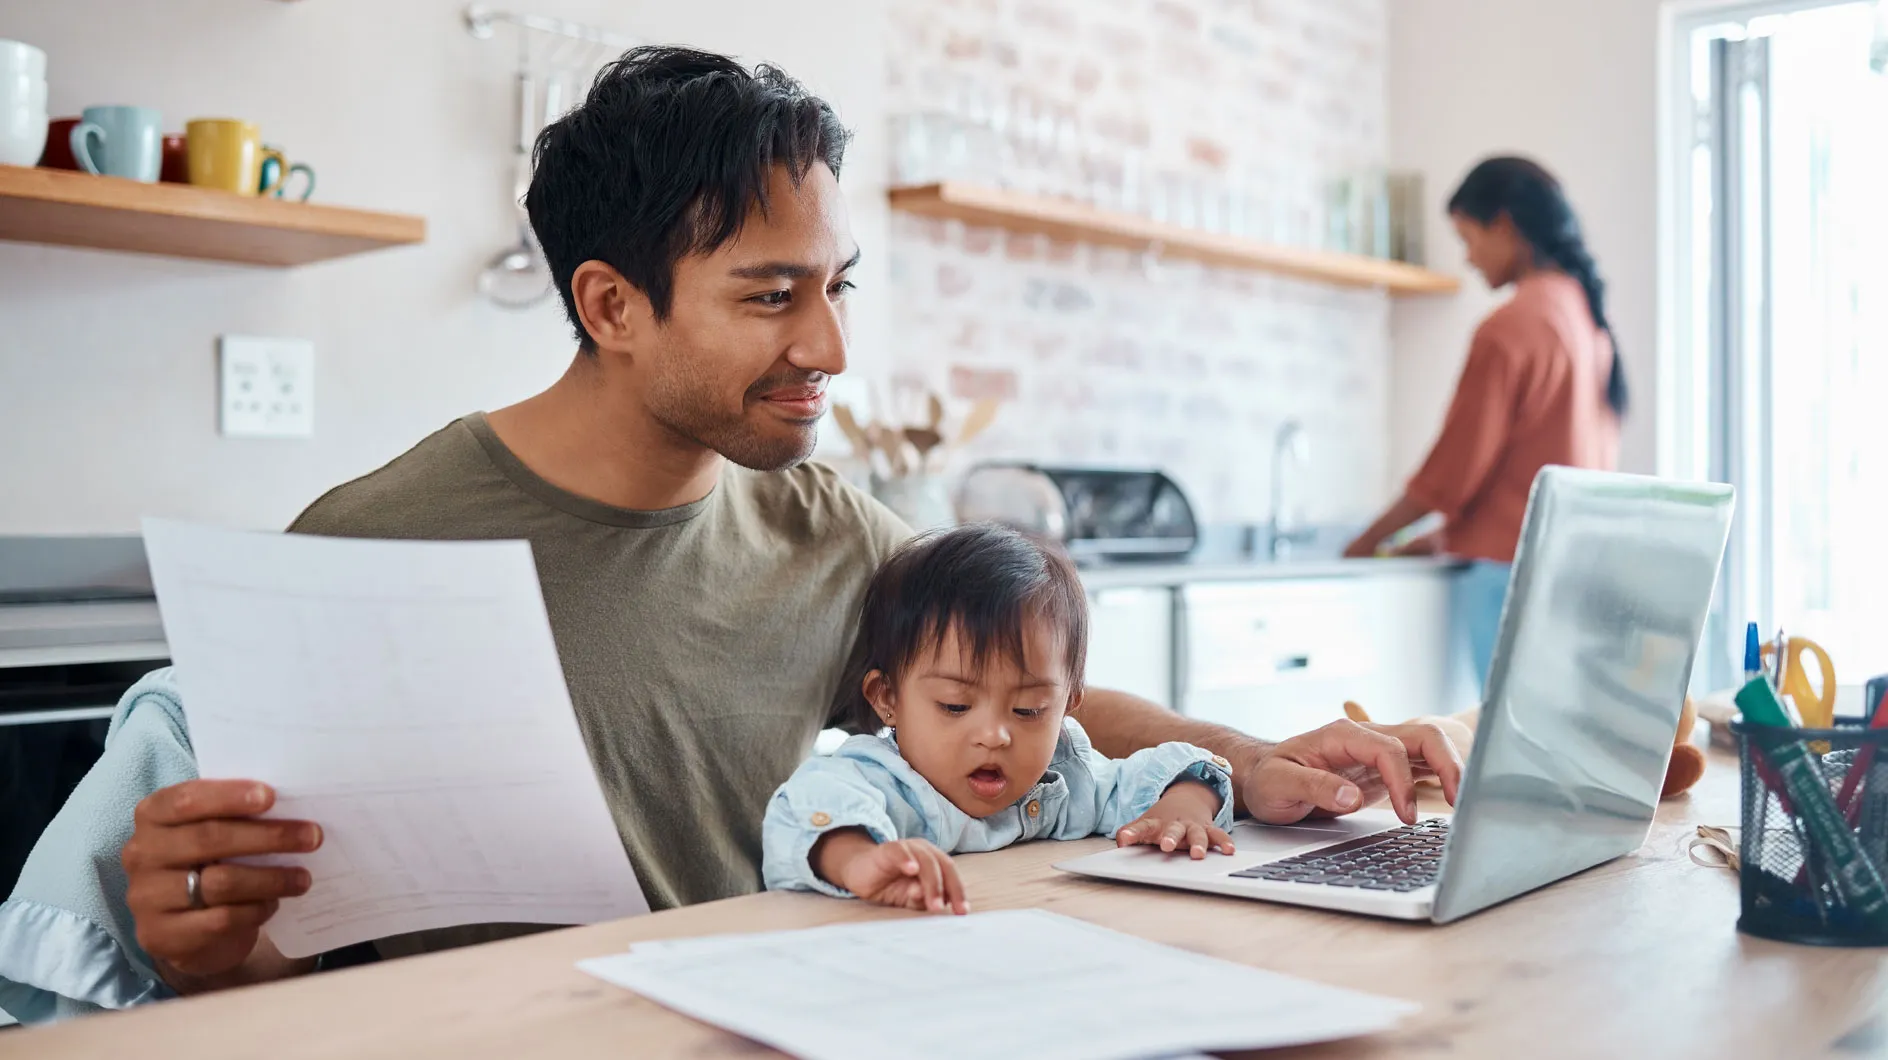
650;394;818;472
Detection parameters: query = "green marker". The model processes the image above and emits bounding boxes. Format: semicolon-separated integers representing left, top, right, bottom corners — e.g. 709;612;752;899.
1738;677;1888;927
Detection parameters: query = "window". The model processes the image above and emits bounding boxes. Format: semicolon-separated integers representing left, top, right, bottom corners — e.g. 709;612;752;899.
1665;1;1888;690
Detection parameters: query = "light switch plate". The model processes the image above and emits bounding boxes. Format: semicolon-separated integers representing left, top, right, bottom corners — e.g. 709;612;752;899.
219;335;314;438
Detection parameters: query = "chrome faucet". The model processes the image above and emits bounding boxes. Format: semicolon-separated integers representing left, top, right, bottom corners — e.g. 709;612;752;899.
1268;420;1312;560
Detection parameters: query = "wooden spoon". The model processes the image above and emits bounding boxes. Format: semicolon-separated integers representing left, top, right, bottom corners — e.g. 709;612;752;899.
954;399;1001;448
831;404;872;458
868;424;909;477
904;426;945;470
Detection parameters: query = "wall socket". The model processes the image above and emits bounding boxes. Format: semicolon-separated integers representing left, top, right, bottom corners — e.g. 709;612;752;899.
219;335;314;439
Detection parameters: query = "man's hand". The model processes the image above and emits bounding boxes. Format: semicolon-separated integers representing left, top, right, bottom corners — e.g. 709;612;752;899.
1116;780;1235;860
813;830;969;915
1241;719;1464;825
122;779;322;991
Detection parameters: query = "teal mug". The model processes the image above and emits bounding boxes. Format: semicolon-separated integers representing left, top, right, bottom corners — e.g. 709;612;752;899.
257;148;315;202
70;104;162;182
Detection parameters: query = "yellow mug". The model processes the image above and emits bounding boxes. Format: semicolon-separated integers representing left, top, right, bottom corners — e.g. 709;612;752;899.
185;118;289;196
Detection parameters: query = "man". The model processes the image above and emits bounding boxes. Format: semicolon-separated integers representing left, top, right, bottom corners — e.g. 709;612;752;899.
0;47;1460;1014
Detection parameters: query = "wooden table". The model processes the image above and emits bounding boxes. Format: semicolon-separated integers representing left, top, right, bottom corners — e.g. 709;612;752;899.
10;750;1888;1059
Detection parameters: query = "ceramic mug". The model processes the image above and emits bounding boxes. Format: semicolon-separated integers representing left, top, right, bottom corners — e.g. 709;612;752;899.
0;41;47;166
159;133;188;183
257;148;315;201
0;39;47;79
186;118;292;196
0;80;47;166
71;104;163;181
38;116;80;169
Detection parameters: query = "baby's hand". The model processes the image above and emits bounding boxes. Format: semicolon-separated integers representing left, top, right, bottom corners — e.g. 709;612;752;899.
816;830;969;915
1116;780;1235;860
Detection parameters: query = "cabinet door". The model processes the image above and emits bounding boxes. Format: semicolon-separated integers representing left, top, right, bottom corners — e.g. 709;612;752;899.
1177;573;1467;741
1179;580;1374;740
1085;587;1173;709
1361;571;1478;722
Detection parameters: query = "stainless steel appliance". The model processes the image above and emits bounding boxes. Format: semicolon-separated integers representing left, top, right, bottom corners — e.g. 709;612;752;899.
1;535;169;897
954;464;1199;561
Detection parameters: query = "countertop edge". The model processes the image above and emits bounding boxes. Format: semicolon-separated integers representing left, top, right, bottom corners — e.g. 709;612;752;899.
1077;556;1466;591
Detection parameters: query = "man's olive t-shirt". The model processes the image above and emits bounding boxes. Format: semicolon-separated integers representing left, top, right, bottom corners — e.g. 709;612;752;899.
286;414;908;947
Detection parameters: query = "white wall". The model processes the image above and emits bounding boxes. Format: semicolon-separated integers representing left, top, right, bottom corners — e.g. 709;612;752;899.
0;0;886;533
1386;0;1663;485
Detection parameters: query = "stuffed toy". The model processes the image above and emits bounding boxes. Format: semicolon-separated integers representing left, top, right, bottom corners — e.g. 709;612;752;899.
1343;695;1707;799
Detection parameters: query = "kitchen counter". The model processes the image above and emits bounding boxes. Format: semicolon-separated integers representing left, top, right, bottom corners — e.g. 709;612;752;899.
1077;555;1463;591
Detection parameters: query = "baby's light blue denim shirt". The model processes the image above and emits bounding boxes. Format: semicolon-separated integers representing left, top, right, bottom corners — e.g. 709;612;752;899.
762;718;1234;897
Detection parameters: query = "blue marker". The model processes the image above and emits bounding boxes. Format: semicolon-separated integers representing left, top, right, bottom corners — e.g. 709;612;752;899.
1745;621;1764;684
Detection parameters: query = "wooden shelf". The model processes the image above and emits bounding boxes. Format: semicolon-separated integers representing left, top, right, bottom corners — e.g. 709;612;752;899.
888;181;1459;296
0;164;425;266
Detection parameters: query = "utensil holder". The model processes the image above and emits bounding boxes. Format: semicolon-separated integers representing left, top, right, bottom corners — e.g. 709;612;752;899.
870;473;955;532
1735;719;1888;946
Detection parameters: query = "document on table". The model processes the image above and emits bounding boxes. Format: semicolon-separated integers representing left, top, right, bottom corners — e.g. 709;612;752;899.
578;910;1416;1060
141;519;647;959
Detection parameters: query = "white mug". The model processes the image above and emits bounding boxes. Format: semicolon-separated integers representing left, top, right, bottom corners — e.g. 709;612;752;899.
0;40;46;80
0;68;47;167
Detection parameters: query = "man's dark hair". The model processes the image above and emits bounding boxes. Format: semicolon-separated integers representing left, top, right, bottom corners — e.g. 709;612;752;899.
525;46;851;349
831;524;1090;735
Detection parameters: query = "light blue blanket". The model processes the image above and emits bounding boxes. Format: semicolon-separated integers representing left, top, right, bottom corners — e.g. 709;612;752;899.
0;668;193;1022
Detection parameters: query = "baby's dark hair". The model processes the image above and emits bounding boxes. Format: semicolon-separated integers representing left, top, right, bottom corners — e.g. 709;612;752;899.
831;523;1089;734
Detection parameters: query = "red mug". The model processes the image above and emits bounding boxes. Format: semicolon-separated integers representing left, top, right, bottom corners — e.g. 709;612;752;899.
38;116;81;170
160;133;188;183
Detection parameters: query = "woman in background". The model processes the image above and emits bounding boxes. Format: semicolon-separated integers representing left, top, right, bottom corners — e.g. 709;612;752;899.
1344;156;1624;690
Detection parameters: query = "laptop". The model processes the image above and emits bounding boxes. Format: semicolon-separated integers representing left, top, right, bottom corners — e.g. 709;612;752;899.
1058;467;1735;923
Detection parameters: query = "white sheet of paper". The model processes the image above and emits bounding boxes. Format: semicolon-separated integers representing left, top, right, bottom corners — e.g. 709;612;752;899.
578;910;1415;1060
141;519;647;958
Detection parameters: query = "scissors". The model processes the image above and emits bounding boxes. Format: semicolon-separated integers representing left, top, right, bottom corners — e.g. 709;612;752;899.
1761;635;1838;729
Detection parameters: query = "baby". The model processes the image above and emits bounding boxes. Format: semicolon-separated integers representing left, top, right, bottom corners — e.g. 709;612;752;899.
762;523;1236;914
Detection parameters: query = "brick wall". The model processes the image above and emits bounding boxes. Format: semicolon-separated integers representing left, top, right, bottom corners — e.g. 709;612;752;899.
883;0;1391;526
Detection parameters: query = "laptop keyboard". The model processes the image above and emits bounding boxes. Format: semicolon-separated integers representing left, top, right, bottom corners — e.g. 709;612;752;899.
1228;817;1451;893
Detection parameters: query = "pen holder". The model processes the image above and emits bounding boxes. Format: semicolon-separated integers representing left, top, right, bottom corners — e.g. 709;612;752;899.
1736;720;1888;946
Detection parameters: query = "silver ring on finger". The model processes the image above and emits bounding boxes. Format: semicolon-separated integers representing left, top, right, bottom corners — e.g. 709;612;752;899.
185;867;207;910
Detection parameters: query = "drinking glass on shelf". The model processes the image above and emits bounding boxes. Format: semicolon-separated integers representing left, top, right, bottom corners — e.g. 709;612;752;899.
959;79;1009;186
889;112;932;185
1049;105;1081;200
1147;170;1178;225
1119;151;1149;217
1387;171;1426;264
1079;144;1102;210
1171;174;1204;230
1024;96;1060;196
987;91;1016;188
1235;163;1274;242
1361;168;1392;258
1005;89;1046;195
1324;177;1352;252
1220;166;1250;239
1279;163;1318;248
1201;181;1233;235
